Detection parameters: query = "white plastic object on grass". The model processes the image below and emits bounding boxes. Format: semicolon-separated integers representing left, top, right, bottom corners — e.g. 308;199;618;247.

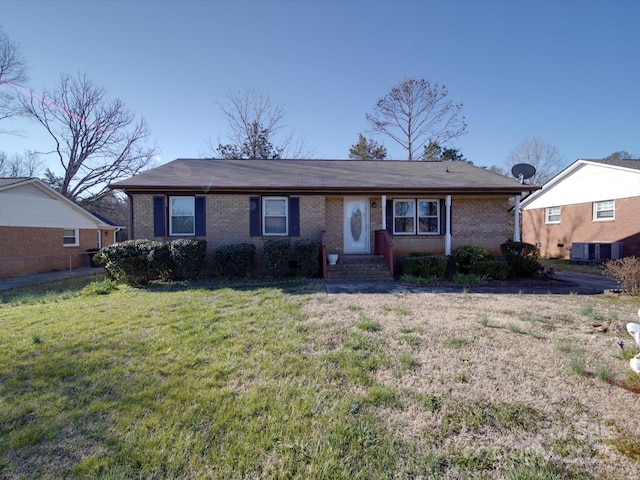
626;320;640;375
631;357;640;375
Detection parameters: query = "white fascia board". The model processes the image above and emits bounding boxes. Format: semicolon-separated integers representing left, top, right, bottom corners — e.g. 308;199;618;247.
2;178;115;229
521;160;640;210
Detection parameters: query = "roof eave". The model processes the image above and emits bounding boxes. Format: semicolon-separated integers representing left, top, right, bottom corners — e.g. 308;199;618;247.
112;185;538;195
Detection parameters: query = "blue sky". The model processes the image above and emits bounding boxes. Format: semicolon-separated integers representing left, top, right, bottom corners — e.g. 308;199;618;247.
1;0;638;175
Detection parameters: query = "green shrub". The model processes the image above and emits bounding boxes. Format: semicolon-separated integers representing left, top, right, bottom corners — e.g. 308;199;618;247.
148;241;174;281
470;259;509;280
98;238;207;285
452;245;492;274
98;239;155;285
263;239;291;278
500;242;541;278
170;238;207;280
292;239;321;278
214;243;256;278
402;255;448;279
603;256;640;295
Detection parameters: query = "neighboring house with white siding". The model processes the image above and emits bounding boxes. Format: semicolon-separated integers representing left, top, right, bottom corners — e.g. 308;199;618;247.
520;159;640;260
0;178;119;278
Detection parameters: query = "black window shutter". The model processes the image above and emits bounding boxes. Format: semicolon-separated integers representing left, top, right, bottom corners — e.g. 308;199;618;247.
289;197;300;237
249;196;261;237
153;196;166;236
385;201;393;235
195;197;206;236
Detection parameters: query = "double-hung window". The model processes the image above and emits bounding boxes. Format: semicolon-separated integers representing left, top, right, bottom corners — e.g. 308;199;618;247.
593;200;614;221
418;200;440;234
545;206;561;224
393;200;415;234
393;199;441;235
63;229;79;246
263;197;288;235
170;196;195;235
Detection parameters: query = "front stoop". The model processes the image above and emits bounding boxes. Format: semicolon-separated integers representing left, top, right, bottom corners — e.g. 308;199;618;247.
325;255;392;283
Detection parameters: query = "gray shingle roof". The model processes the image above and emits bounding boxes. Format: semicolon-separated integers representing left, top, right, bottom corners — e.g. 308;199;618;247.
581;159;640;171
0;177;31;188
110;159;536;194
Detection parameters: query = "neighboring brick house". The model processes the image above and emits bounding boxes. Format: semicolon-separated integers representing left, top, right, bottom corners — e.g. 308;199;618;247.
110;159;536;278
0;178;120;279
520;159;640;260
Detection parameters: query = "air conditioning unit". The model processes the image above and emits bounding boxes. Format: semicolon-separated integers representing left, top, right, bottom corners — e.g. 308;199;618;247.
570;242;623;262
570;243;589;262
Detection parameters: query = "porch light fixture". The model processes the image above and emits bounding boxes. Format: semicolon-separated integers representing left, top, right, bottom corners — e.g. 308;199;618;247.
371;201;377;208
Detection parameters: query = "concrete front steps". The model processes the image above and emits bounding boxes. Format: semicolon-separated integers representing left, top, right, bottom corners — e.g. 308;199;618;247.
325;255;393;283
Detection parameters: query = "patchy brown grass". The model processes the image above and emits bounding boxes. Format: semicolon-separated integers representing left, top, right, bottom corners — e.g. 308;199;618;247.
304;291;640;479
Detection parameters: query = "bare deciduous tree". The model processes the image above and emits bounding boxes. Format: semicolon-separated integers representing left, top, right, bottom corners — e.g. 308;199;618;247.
0;150;43;177
0;27;28;131
21;73;156;201
365;77;467;160
209;89;315;159
506;137;565;185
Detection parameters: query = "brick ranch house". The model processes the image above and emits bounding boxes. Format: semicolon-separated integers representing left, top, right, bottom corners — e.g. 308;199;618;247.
110;158;538;279
0;177;120;279
520;159;640;261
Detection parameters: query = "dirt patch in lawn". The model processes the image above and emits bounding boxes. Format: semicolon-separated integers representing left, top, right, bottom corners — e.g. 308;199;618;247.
303;291;640;478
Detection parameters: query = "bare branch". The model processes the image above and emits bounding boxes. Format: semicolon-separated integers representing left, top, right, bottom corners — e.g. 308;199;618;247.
20;72;156;201
212;89;315;159
0;27;28;130
366;77;467;160
506;137;565;185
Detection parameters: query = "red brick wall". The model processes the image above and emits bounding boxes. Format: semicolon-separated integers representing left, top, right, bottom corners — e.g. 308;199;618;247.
522;197;640;258
0;226;111;278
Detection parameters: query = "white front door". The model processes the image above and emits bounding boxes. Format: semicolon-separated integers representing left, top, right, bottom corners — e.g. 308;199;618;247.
344;198;370;253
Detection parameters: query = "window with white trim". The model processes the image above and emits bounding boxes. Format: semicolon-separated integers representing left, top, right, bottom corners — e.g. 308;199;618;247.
545;206;561;224
169;196;195;235
63;228;79;246
593;200;614;221
418;200;440;234
263;197;288;235
393;199;415;234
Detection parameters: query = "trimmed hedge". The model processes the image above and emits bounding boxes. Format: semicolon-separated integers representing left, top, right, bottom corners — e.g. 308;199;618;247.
500;241;541;278
292;239;321;278
97;239;155;286
214;243;256;278
97;238;207;285
402;255;448;279
171;238;207;280
263;239;291;278
470;259;509;280
452;245;493;274
148;241;173;281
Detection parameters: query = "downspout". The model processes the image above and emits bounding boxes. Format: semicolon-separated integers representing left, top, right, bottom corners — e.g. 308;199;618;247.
513;194;521;242
126;191;134;239
445;195;452;255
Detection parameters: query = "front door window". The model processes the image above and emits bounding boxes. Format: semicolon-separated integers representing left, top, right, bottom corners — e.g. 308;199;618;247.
344;198;369;253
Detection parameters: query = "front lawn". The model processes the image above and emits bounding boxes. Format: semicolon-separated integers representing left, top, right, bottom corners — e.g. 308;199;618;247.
1;279;639;478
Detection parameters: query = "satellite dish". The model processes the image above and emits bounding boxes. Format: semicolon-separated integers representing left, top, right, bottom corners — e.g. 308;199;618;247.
511;163;536;184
